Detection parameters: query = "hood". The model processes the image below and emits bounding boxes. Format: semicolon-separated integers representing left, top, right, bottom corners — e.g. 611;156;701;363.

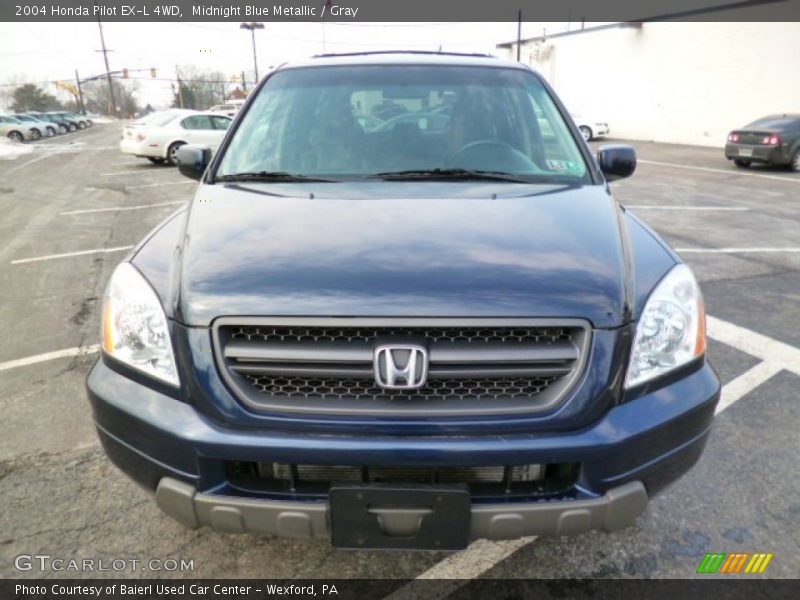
176;182;630;327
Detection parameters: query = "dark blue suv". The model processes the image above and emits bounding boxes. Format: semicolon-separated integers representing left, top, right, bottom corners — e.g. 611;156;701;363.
87;52;720;550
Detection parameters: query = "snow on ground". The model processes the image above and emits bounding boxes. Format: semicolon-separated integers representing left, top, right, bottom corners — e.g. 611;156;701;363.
0;137;34;160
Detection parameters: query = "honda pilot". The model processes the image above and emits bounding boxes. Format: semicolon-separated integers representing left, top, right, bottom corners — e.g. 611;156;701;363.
87;52;720;550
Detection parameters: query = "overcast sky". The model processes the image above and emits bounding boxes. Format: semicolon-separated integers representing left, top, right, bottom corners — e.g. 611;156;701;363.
0;21;575;109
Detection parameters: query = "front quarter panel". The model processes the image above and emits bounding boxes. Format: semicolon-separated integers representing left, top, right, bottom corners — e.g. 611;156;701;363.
621;209;679;320
130;207;190;319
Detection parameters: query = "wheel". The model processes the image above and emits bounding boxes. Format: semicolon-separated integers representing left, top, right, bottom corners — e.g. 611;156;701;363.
578;126;593;142
77;122;86;130
147;157;166;165
7;131;24;143
58;124;68;135
30;129;42;141
733;159;751;168
167;142;185;166
46;126;56;137
67;123;77;132
791;149;800;173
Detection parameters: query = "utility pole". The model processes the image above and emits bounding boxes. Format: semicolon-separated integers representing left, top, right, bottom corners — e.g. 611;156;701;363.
516;10;522;62
95;15;117;117
240;22;264;82
75;70;85;115
175;66;184;108
241;70;247;92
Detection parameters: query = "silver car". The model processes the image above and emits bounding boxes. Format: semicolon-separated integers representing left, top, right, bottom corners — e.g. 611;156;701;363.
14;114;58;137
0;115;36;142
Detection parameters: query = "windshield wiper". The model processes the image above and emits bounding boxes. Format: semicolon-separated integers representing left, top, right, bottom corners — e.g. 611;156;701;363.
368;168;542;182
214;171;334;183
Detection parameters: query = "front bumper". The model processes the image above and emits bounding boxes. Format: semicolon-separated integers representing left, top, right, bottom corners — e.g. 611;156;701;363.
87;357;719;541
155;476;647;539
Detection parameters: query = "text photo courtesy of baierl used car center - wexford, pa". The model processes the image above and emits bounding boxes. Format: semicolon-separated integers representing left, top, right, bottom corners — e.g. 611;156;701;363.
1;0;799;598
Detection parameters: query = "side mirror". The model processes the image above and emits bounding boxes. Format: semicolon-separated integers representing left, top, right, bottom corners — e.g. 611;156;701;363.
597;145;636;181
176;145;212;181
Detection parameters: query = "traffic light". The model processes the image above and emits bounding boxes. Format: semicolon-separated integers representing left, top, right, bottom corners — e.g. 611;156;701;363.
151;68;157;78
122;68;129;79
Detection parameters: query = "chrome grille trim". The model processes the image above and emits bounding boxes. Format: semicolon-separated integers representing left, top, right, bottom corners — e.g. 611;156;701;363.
211;317;591;417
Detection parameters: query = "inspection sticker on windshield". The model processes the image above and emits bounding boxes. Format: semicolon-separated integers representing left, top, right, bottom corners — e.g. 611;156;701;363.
546;159;580;171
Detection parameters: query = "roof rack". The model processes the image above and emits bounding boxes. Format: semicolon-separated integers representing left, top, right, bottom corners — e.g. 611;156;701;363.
311;50;497;59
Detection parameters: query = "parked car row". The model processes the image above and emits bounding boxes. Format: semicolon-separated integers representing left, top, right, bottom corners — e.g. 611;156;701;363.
120;109;232;165
0;111;94;142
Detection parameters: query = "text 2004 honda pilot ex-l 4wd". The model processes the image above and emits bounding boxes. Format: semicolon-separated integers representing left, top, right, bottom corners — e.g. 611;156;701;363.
87;52;720;550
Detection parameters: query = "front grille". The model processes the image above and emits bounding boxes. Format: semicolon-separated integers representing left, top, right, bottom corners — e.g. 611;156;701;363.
230;325;572;345
225;461;580;498
213;318;590;417
244;374;558;403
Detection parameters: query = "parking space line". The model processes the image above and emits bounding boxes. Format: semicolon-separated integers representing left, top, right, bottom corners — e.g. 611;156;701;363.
384;538;535;599
101;169;175;176
637;159;800;184
714;361;783;415
11;245;134;265
0;344;100;373
61;201;185;215
127;181;194;189
675;247;800;254
707;316;800;375
625;205;749;211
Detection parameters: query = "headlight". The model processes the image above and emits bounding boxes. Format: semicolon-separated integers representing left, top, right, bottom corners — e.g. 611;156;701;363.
625;264;706;389
102;262;179;386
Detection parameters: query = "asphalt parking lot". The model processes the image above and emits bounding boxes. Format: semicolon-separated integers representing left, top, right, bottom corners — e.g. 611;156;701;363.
0;125;798;583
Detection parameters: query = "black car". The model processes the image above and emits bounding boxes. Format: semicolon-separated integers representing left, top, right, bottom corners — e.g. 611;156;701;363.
725;114;800;172
55;111;92;129
30;112;73;134
87;52;720;549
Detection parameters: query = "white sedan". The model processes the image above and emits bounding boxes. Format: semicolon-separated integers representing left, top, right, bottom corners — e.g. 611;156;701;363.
571;114;610;142
120;110;233;165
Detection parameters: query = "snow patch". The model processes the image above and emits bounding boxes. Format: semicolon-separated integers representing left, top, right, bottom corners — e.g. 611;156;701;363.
0;137;34;160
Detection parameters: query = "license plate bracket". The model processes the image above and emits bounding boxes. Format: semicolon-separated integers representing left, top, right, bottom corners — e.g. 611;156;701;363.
329;483;470;550
739;147;754;157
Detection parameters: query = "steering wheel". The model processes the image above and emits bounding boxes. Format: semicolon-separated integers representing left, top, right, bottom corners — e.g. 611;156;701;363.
447;140;539;172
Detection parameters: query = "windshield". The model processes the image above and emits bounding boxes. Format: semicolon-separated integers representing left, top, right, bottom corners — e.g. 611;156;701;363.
217;65;589;182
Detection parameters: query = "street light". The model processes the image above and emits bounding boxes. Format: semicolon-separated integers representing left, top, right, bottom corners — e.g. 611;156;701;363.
240;22;264;83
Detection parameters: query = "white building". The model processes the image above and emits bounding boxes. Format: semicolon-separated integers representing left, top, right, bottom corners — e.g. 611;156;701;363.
497;22;800;147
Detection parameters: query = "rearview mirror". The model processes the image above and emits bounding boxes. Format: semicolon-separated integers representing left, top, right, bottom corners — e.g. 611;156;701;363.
176;145;212;181
597;145;636;181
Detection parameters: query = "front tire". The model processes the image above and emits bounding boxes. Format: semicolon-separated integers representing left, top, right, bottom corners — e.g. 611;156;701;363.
77;122;86;130
733;159;751;168
167;142;184;166
46;126;56;137
7;131;24;143
67;123;77;133
147;157;166;165
31;129;42;141
58;124;68;135
579;126;593;142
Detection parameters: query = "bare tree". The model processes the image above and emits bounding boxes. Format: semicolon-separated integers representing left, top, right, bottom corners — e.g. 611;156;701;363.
173;66;227;110
81;79;140;117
